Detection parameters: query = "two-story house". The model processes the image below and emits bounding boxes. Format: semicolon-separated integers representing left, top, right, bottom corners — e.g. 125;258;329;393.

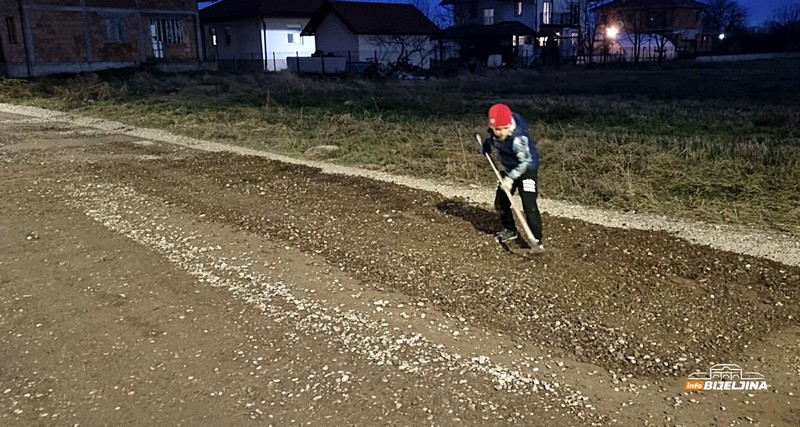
199;0;321;72
439;0;584;66
593;0;709;59
0;0;202;78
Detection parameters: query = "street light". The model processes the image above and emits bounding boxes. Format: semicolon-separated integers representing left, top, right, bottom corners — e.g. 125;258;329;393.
604;26;619;63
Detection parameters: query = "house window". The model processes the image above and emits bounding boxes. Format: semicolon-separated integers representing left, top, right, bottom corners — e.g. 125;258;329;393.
5;17;17;44
515;1;523;17
483;8;494;25
209;27;217;46
543;1;552;24
103;16;129;44
150;18;185;45
287;24;302;45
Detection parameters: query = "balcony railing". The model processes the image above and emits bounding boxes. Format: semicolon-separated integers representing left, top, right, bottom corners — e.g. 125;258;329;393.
541;12;579;26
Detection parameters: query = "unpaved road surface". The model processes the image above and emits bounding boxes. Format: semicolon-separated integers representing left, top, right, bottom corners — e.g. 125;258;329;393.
1;110;798;426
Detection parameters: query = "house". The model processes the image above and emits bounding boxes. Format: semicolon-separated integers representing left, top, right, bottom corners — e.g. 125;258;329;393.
593;0;710;59
300;1;440;71
199;0;321;72
438;0;584;66
0;0;202;78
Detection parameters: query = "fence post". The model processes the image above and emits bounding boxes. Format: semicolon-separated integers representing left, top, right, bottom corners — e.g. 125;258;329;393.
321;54;325;74
296;51;300;73
272;52;276;72
347;50;352;73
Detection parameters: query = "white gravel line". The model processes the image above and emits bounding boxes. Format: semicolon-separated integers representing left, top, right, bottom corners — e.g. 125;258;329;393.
3;103;798;267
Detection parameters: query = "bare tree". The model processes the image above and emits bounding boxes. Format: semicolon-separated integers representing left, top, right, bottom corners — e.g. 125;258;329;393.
366;34;435;70
408;0;451;28
578;1;608;65
771;2;800;26
703;0;747;34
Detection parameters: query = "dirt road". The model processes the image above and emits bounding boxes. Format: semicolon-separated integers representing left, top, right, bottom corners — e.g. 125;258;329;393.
1;109;798;426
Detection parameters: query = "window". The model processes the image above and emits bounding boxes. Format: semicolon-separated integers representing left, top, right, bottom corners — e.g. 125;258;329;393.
209;27;217;46
515;1;523;17
150;18;185;45
287;24;302;45
483;8;494;25
103;16;129;43
5;17;17;44
225;26;231;46
543;1;552;24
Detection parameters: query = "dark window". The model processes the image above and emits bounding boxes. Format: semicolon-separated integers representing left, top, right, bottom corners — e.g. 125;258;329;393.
103;17;129;43
6;17;17;44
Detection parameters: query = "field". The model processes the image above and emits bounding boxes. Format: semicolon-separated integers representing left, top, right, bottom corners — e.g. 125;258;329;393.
1;59;799;234
1;61;799;426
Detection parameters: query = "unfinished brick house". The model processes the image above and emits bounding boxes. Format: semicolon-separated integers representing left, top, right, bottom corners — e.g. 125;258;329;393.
0;0;202;78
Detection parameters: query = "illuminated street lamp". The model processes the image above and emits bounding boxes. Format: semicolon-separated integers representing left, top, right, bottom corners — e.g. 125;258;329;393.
718;33;726;40
604;26;619;63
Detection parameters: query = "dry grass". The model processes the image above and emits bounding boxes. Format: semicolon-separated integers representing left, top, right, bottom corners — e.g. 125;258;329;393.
2;60;798;234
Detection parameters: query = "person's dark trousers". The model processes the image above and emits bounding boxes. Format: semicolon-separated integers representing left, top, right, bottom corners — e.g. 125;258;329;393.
494;169;543;243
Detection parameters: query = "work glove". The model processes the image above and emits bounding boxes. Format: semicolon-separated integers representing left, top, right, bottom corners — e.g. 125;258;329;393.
481;138;492;155
500;176;514;193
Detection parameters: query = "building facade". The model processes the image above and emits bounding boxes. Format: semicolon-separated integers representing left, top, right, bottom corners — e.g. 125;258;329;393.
0;0;202;78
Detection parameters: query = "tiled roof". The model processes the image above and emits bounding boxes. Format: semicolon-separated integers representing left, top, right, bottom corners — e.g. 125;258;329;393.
303;1;440;36
200;0;322;23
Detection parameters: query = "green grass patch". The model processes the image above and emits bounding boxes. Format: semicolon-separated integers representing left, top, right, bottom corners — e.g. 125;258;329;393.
2;60;799;234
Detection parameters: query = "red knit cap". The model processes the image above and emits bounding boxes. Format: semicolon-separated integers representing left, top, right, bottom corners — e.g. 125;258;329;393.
488;103;512;127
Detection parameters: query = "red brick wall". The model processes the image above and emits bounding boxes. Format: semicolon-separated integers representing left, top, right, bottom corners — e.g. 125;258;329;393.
89;12;138;62
3;0;200;76
0;5;27;63
86;0;137;7
139;1;196;10
27;0;81;6
28;10;89;63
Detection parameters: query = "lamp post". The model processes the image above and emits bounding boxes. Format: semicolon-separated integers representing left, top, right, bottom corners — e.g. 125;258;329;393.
605;26;619;63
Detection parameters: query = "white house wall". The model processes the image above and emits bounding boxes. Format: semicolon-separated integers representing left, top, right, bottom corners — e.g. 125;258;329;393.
487;0;537;27
206;19;262;60
262;17;316;71
314;14;359;58
461;0;581;32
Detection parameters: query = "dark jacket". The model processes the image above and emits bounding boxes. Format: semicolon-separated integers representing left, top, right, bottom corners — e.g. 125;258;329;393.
489;112;539;180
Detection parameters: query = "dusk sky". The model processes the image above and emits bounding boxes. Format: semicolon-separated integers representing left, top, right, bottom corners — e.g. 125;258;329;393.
198;0;792;27
739;0;778;26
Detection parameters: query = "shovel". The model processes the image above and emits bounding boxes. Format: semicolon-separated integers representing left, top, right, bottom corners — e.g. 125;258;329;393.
476;134;542;254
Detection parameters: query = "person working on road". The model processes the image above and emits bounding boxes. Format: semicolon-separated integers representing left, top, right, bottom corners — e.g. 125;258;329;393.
481;103;544;251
